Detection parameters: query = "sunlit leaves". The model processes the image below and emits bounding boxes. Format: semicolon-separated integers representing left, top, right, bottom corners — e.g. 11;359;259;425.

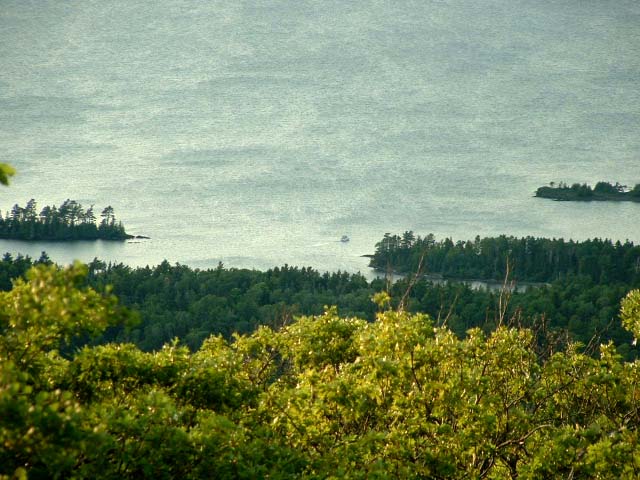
0;163;15;186
621;289;640;342
0;263;127;378
2;266;640;477
280;306;366;373
0;361;84;479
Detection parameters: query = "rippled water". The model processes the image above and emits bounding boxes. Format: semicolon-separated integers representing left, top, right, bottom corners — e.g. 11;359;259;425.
1;0;639;277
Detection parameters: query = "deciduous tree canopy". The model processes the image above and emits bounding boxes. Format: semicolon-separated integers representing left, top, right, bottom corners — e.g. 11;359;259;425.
1;265;640;478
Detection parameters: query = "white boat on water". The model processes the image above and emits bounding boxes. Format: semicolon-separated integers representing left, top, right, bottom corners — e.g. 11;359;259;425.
340;235;350;242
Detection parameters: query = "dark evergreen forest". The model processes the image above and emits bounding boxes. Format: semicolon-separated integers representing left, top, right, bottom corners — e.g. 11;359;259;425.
1;237;638;359
0;199;129;240
370;232;640;284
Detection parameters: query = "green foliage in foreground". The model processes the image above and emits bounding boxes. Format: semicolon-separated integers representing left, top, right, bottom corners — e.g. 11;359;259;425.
2;265;640;479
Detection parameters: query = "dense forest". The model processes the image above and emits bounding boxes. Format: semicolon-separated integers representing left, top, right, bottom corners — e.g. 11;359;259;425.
1;263;640;478
0;199;131;240
0;251;637;360
535;181;640;202
369;232;640;284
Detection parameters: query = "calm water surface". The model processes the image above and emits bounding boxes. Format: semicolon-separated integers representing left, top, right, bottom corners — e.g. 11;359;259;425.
1;0;639;278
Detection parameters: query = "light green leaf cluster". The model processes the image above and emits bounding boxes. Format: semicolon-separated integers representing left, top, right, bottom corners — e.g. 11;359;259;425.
621;289;640;342
0;263;127;384
0;163;15;186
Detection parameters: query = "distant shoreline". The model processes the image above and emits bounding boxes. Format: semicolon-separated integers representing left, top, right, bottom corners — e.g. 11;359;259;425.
0;234;150;242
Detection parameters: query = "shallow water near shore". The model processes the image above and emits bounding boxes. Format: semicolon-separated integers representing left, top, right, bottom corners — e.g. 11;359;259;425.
1;0;639;279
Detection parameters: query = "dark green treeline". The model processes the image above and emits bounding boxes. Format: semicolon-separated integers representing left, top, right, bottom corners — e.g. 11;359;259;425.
0;199;128;240
535;181;640;202
0;248;637;359
370;232;640;284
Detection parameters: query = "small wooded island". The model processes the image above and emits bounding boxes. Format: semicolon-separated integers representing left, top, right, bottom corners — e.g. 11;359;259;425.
0;199;142;241
535;181;640;202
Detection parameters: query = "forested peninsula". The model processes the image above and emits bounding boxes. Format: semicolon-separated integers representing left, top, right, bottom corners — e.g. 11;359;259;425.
535;181;640;202
369;231;640;284
0;199;140;241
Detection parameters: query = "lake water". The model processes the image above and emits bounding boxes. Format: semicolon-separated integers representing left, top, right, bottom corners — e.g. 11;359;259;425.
1;0;639;279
